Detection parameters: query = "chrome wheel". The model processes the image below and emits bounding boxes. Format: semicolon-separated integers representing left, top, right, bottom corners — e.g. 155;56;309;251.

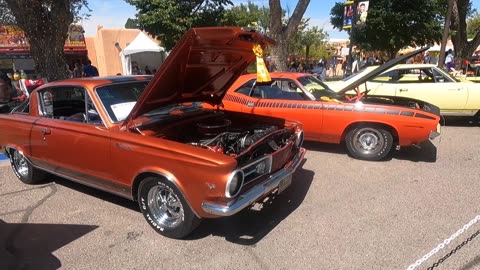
13;150;29;177
147;185;184;229
352;127;384;154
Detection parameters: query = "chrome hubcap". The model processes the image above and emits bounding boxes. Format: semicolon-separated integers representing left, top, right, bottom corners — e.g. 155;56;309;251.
13;151;29;177
353;128;384;154
147;186;183;228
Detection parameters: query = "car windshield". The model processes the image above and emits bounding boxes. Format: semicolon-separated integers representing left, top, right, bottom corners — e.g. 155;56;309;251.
342;66;379;82
96;81;149;123
145;102;203;117
297;76;342;100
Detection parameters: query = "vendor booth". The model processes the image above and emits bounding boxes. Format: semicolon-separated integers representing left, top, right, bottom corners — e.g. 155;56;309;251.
119;32;167;75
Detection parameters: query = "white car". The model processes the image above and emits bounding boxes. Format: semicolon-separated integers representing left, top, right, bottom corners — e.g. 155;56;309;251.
327;64;480;117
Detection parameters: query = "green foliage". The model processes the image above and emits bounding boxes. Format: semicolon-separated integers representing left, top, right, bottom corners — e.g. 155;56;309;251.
467;11;480;39
125;18;139;29
126;0;233;50
220;1;270;33
330;0;443;57
329;2;345;32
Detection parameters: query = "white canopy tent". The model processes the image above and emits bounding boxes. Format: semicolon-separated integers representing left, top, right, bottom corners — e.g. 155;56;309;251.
119;32;167;75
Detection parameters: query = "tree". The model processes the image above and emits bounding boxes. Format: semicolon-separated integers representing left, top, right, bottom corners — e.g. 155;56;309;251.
298;26;327;67
0;0;89;81
221;1;270;33
467;11;480;39
126;0;233;51
330;0;443;59
449;0;480;63
269;0;310;71
125;18;139;29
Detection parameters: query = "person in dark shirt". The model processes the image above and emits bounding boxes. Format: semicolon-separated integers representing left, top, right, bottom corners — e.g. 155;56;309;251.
144;65;152;75
0;73;15;103
82;60;99;77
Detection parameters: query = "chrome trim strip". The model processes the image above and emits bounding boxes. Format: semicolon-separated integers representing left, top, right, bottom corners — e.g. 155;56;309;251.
201;147;306;216
429;130;440;139
429;124;441;139
36;164;133;200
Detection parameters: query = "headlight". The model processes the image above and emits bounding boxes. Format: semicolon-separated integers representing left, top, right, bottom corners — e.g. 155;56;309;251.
225;170;244;198
295;130;304;148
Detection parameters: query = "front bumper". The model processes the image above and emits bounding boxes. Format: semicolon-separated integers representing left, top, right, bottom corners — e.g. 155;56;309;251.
429;123;441;139
201;147;306;216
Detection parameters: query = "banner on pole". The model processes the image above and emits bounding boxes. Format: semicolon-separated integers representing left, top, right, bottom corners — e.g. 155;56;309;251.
342;1;354;30
355;1;369;26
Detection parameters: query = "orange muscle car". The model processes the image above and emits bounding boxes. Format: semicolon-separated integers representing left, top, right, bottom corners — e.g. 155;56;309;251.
216;48;441;161
0;27;305;239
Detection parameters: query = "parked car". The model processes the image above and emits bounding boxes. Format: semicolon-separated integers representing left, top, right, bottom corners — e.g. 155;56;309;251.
214;48;441;161
0;27;306;239
327;63;480;117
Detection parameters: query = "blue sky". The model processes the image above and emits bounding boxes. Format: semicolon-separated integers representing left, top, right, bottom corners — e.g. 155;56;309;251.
82;0;480;40
82;0;349;39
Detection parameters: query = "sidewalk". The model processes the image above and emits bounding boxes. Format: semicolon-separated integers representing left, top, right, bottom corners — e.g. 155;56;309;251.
0;153;8;165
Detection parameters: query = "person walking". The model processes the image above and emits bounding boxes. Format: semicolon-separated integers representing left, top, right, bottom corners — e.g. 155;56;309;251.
82;60;99;77
73;62;82;78
445;49;454;72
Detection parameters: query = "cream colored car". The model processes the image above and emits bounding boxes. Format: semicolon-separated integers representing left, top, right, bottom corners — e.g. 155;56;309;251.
327;64;480;116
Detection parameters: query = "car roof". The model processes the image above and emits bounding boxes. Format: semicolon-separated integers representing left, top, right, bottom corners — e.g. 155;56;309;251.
43;75;153;88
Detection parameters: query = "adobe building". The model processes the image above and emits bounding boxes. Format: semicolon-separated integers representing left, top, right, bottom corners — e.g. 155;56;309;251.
85;26;162;76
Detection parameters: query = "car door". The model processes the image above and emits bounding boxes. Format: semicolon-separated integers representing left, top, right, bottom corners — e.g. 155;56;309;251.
367;70;398;96
234;78;324;141
30;86;112;182
392;67;468;110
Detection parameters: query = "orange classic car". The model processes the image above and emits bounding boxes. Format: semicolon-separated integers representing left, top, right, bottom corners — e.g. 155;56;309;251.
0;27;306;239
215;48;441;161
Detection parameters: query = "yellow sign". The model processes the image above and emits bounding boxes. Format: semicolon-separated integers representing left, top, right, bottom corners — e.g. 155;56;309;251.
252;44;271;83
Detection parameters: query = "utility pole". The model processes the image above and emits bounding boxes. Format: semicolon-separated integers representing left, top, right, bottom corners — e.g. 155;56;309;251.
438;0;453;69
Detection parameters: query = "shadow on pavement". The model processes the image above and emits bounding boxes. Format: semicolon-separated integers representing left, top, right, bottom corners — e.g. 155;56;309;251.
303;140;437;162
186;160;314;245
302;141;349;156
0;220;97;270
391;140;437;163
442;116;480;127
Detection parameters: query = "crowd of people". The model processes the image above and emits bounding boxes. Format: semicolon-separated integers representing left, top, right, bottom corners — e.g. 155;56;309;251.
66;59;99;78
284;55;387;81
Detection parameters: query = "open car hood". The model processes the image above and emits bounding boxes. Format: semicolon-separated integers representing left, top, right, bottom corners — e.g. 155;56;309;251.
125;27;274;123
336;47;429;94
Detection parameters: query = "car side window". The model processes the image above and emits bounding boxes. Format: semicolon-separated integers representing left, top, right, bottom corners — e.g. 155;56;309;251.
372;70;401;83
432;68;452;83
38;86;104;125
235;79;256;96
235;79;305;100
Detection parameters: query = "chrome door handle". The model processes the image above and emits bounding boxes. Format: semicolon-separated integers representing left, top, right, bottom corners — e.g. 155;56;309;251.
399;89;408;92
40;128;51;135
247;101;254;108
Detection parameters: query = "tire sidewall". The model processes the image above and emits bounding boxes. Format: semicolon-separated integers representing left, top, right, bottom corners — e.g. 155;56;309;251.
346;127;393;161
138;177;198;239
9;150;33;184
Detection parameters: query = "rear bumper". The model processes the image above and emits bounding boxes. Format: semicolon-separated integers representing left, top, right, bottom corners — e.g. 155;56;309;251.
201;147;306;217
429;123;441;139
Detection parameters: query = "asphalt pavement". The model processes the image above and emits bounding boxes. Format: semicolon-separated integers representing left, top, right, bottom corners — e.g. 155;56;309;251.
1;122;480;270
